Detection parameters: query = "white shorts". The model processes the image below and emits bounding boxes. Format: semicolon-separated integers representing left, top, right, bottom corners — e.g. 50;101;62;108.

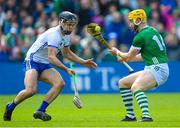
144;63;169;86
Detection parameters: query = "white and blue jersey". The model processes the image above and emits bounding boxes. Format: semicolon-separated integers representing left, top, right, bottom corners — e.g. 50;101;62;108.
25;26;70;64
24;26;70;74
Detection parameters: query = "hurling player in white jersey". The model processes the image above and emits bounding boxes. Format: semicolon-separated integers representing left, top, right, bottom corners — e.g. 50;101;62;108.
4;11;97;121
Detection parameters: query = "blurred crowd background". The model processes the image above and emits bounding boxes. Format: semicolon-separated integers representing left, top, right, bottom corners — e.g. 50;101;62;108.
0;0;180;62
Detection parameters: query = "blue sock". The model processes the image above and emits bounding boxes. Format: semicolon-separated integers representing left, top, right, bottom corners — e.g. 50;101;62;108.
7;101;17;111
38;101;49;112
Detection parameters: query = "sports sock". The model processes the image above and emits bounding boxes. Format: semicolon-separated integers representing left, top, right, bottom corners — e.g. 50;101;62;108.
7;101;17;111
134;90;151;118
38;100;49;112
120;88;135;118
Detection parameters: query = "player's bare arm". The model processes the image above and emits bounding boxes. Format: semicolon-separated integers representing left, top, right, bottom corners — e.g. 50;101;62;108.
121;47;144;62
48;47;75;76
117;53;143;62
130;54;143;62
110;47;143;62
61;47;97;69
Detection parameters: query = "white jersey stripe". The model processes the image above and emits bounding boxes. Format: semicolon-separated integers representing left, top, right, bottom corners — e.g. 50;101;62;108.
48;45;58;48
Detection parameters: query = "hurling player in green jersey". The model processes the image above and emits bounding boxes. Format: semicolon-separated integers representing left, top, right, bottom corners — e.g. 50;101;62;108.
110;9;169;122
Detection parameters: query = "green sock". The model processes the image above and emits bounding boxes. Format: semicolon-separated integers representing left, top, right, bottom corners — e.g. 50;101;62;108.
134;90;151;118
120;88;135;118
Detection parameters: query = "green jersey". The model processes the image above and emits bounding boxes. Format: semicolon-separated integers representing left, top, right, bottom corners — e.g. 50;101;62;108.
132;26;168;66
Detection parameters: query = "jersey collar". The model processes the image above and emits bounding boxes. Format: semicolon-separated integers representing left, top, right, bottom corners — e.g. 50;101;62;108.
140;25;149;32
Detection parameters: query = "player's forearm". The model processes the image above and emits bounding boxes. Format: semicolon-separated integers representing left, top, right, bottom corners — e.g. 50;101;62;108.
48;56;68;71
66;51;85;65
116;48;142;62
117;51;129;61
127;54;143;62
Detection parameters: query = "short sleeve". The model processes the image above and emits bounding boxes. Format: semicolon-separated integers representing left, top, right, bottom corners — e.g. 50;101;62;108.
47;33;59;48
132;34;144;50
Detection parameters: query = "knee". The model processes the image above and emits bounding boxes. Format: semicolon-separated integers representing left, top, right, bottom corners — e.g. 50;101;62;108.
130;85;136;93
118;79;127;88
26;88;36;96
53;80;65;90
131;85;143;93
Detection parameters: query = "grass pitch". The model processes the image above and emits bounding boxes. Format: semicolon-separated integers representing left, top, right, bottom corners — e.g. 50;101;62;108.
0;93;180;127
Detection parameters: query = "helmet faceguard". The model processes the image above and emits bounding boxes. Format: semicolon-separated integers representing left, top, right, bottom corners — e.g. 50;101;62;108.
59;11;78;35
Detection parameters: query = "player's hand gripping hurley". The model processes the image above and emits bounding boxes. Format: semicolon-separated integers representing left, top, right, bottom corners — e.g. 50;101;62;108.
87;23;134;73
70;63;83;109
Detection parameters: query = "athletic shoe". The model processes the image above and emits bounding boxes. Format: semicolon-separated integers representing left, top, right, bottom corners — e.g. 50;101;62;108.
3;103;13;121
138;117;153;122
121;116;137;121
33;111;51;121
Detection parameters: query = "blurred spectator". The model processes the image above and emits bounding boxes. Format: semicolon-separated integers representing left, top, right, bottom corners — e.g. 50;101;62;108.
49;12;58;27
35;12;48;28
0;6;6;27
6;27;21;60
19;27;35;58
104;2;119;28
79;26;99;60
76;0;95;35
97;32;118;62
165;27;180;60
3;10;14;34
174;0;180;40
160;0;177;9
0;0;180;61
0;28;9;61
97;0;109;16
160;5;174;32
104;11;126;45
137;0;146;9
70;32;82;56
32;1;45;24
4;0;16;13
119;0;133;15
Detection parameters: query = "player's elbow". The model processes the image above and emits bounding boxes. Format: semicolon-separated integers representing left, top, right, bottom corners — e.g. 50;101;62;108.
48;55;55;63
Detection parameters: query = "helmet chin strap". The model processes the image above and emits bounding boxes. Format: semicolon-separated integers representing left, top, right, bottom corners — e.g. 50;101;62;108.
134;25;139;33
133;19;142;32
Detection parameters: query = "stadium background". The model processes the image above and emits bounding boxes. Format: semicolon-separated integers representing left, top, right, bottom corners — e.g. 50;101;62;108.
0;0;180;94
0;0;180;127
